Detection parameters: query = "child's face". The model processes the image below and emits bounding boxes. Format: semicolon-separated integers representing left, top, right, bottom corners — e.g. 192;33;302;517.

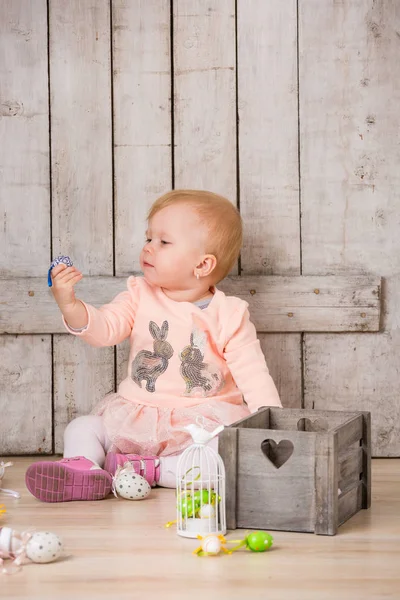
140;204;208;290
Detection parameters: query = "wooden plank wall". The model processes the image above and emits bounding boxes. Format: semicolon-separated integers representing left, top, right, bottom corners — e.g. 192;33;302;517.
0;0;52;453
299;0;400;457
50;1;115;452
238;0;302;407
0;275;381;334
0;1;397;456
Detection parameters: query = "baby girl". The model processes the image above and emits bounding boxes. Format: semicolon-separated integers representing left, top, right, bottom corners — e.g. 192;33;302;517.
26;189;282;502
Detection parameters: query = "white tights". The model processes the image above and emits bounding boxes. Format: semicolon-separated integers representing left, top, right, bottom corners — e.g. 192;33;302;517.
63;415;218;488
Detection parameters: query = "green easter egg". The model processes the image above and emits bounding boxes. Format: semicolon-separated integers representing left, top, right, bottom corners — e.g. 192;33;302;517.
178;495;194;518
193;490;210;507
246;531;274;552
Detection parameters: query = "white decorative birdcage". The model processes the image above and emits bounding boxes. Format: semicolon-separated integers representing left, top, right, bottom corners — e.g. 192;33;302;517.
176;420;226;539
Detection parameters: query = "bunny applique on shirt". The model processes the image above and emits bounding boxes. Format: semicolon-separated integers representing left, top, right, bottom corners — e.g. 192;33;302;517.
131;320;174;393
130;319;225;398
179;326;225;398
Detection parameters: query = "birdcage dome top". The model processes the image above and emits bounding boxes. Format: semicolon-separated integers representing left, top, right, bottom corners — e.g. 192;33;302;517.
184;423;224;445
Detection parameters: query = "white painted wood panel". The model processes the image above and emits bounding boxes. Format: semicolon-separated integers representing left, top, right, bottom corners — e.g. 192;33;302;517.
113;0;172;276
238;0;300;276
50;1;114;272
49;1;115;452
112;0;172;385
0;335;52;454
300;0;400;454
237;0;301;408
53;336;114;453
260;334;302;409
304;275;400;457
0;0;51;454
0;1;394;457
0;275;381;334
173;0;236;200
0;0;50;278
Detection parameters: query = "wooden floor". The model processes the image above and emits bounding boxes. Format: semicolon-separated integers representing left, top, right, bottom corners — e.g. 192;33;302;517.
1;458;400;599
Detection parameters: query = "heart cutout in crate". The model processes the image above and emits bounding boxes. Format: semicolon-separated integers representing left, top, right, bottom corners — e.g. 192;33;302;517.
297;418;329;432
261;439;294;469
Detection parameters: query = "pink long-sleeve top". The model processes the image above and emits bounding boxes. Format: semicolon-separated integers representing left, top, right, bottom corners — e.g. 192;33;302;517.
64;276;282;413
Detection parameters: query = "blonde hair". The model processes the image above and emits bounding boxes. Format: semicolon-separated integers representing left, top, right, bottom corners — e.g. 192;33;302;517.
147;189;242;282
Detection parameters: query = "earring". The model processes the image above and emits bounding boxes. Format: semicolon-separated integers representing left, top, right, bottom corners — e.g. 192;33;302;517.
196;273;200;280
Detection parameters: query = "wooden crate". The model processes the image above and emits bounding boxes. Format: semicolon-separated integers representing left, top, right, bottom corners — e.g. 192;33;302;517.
219;408;371;535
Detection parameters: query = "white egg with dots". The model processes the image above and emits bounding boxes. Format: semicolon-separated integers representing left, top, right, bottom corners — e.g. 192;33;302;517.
115;472;151;500
25;531;63;564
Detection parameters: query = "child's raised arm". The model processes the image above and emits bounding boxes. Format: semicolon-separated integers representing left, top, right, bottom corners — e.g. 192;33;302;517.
51;264;137;347
50;263;88;329
64;290;136;347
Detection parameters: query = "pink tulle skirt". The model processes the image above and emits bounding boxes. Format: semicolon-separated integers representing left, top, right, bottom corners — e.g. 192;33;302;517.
92;392;250;457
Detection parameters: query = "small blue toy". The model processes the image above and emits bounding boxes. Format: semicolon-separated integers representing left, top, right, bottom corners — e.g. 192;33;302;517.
47;255;73;287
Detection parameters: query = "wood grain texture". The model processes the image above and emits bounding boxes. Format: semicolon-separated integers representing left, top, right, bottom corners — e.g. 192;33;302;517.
304;329;400;457
1;0;396;460
237;0;299;276
300;0;400;455
173;0;236;200
230;407;270;429
53;337;115;454
268;407;361;432
336;415;363;453
113;0;171;275
3;457;399;600
236;428;316;532
237;0;301;409
338;482;363;527
0;275;381;333
260;334;302;408
0;336;51;454
314;432;338;535
50;0;113;272
49;1;115;452
223;408;370;534
339;447;363;492
361;411;372;508
218;427;238;529
0;1;51;454
220;275;380;332
0;0;50;277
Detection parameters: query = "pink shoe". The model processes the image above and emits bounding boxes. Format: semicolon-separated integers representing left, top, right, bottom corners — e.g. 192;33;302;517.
25;457;112;502
104;453;160;487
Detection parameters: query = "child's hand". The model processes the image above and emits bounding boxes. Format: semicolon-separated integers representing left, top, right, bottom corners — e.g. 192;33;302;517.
50;263;83;311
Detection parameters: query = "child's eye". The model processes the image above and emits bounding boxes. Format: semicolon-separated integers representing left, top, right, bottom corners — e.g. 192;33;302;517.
145;238;151;243
161;240;170;245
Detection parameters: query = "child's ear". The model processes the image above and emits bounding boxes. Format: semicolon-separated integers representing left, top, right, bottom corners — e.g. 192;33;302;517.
195;254;217;279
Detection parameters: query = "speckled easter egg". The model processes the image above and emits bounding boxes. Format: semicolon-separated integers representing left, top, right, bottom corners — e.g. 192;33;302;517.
25;531;63;564
115;472;151;500
246;531;274;552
